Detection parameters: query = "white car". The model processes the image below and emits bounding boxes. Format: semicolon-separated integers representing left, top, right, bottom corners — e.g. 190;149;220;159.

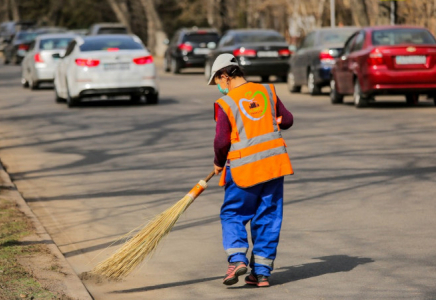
54;34;159;107
21;33;76;89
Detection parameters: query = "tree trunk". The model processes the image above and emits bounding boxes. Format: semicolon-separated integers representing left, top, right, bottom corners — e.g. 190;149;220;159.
317;0;326;27
137;0;167;57
350;0;370;26
106;0;132;32
207;0;216;27
219;0;229;33
1;0;10;22
10;0;19;21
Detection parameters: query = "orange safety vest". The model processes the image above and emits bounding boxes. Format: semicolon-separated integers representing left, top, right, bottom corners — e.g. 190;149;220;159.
214;82;293;188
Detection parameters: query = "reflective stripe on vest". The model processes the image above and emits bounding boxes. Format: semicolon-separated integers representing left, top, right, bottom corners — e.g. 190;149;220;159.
263;84;279;132
220;95;248;140
230;131;283;151
231;146;287;168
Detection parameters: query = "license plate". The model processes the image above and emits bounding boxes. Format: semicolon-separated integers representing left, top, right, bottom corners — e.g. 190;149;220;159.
395;55;426;65
103;63;130;70
257;51;278;58
193;48;210;55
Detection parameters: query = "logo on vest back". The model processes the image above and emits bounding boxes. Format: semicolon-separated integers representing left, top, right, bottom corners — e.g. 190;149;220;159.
239;90;268;121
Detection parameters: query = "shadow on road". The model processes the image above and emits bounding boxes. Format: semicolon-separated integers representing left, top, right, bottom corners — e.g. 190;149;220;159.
110;255;373;293
111;275;223;293
65;98;179;108
228;255;374;289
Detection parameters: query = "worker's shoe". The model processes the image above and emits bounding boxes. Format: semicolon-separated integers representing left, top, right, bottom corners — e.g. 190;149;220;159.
223;262;247;285
245;273;270;287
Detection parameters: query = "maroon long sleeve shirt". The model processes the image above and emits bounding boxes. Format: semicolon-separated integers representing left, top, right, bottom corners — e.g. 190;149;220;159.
214;96;293;167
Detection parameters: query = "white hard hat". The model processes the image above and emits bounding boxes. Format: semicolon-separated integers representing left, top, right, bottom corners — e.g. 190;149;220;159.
207;53;239;85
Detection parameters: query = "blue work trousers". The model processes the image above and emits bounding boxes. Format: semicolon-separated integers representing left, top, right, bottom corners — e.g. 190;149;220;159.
220;166;284;276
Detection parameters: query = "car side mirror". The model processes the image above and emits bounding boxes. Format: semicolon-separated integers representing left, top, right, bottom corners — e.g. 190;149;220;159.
52;53;63;59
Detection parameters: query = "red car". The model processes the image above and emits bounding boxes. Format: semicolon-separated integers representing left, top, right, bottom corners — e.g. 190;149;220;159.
330;26;436;107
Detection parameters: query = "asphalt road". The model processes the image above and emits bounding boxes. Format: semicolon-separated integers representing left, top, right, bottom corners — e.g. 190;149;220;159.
0;62;436;300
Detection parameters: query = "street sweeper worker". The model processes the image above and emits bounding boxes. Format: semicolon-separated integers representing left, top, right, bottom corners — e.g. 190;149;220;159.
209;53;294;287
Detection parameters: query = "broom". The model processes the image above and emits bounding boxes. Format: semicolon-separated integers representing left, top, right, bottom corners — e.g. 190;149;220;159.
92;170;216;279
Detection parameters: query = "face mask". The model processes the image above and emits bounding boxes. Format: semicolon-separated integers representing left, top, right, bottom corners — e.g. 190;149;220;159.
217;83;229;95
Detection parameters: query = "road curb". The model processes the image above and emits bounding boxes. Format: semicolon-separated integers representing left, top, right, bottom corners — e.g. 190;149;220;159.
0;160;93;300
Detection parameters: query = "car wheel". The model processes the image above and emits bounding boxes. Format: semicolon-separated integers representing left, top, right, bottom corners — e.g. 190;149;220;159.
308;70;321;95
288;72;301;93
146;92;159;105
330;78;343;104
405;94;419;106
29;77;39;90
353;79;368;108
171;58;181;74
4;56;9;65
21;77;29;88
204;60;212;82
163;57;170;73
280;75;288;83
54;86;63;103
66;85;80;108
261;75;269;82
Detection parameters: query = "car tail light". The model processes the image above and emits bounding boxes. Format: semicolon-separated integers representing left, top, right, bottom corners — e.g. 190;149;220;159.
75;58;100;67
319;49;335;63
178;43;193;52
34;53;44;63
233;47;256;57
107;48;119;52
133;55;153;65
368;48;384;66
278;49;291;57
18;44;29;50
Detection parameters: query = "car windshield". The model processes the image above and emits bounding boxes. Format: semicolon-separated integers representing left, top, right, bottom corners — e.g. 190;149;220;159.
372;29;436;45
16;32;37;42
39;37;73;50
318;29;357;46
182;33;219;43
79;37;143;51
236;32;285;43
97;28;128;34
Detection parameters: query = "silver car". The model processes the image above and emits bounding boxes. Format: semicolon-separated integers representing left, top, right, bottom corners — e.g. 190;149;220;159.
21;33;76;89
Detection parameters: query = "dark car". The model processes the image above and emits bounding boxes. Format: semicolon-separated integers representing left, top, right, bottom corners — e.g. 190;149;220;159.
0;21;35;52
288;27;358;95
164;28;220;74
3;30;38;64
204;29;291;82
330;26;436;108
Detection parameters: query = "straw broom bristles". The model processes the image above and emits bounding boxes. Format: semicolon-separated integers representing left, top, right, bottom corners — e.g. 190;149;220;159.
92;178;211;279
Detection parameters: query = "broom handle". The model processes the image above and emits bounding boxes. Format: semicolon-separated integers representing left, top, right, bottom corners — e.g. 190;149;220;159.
204;170;216;182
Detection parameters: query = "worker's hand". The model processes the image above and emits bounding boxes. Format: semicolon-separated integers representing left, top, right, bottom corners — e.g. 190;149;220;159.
214;164;224;175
